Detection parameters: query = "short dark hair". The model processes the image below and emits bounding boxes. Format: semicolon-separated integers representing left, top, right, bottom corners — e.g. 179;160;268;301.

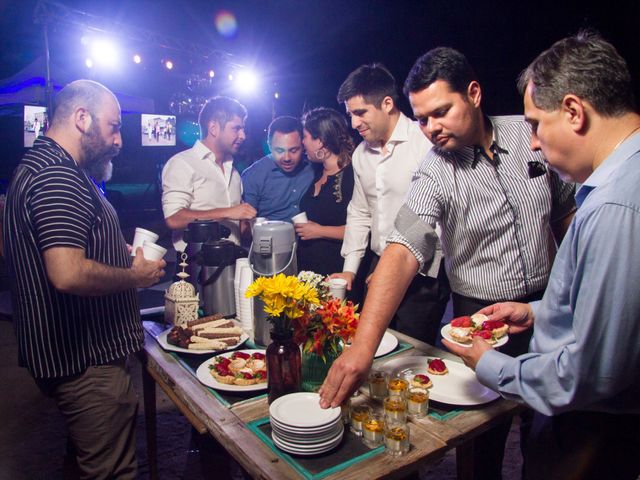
337;63;399;107
518;30;635;116
302;107;355;168
267;116;303;143
52;79;114;127
199;96;247;138
403;47;478;96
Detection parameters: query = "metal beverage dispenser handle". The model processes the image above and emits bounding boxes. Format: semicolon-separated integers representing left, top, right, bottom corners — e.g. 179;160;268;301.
248;240;297;276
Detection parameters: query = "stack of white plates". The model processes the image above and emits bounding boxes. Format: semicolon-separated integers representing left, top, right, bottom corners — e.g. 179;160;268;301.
269;392;344;456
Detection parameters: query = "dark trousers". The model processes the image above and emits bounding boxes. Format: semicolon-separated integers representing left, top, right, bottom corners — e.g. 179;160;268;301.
452;290;543;480
367;257;451;345
36;358;138;480
525;410;640;480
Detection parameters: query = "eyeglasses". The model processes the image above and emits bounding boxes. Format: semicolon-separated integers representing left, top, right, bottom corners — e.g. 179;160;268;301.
528;161;547;178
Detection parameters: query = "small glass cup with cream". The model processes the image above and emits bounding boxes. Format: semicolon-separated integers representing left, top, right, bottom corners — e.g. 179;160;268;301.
383;394;407;423
349;404;372;436
384;421;410;456
407;387;429;418
387;375;409;397
362;412;385;448
368;369;389;400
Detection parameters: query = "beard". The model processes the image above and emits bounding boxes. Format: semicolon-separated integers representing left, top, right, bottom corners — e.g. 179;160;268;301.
81;120;119;182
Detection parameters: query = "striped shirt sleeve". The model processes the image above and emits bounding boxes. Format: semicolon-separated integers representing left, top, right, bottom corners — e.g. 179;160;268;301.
30;165;95;251
387;155;444;277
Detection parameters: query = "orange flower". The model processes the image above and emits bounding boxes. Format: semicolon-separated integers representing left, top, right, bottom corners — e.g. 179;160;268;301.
293;297;360;359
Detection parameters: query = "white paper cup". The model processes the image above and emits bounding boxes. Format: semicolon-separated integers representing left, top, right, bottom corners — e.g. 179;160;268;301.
142;241;167;261
131;227;159;256
291;212;308;224
329;278;347;300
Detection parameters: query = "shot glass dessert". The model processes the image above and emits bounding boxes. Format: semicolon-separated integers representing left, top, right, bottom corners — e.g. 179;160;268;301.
362;413;385;448
368;370;389;400
387;376;409;397
350;404;371;436
384;421;410;456
383;394;407;423
407;387;429;418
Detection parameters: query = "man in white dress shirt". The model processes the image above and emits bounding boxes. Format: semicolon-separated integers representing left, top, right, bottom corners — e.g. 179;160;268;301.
330;63;449;344
162;96;256;252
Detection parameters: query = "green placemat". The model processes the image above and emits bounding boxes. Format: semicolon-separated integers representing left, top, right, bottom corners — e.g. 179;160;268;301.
380;340;412;359
247;417;384;480
427;404;464;421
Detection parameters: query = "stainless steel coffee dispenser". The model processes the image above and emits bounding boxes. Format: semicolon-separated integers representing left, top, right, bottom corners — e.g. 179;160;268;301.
249;221;297;346
198;239;246;316
183;220;231;288
183;220;230;304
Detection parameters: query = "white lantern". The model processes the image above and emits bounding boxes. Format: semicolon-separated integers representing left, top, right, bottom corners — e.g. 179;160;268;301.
164;253;199;327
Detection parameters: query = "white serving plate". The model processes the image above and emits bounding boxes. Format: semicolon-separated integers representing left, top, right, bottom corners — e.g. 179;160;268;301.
375;331;399;358
195;349;267;392
441;324;508;348
156;320;248;355
379;355;499;406
269;392;342;428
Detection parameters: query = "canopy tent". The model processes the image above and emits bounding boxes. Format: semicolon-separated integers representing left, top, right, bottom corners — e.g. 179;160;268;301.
0;56;155;113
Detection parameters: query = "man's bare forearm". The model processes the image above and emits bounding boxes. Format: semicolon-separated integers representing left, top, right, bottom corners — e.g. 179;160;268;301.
165;207;228;231
44;247;164;296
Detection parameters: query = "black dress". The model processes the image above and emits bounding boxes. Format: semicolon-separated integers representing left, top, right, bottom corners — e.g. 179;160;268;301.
296;163;354;276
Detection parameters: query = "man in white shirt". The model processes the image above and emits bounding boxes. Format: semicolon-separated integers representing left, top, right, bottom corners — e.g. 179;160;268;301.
162;96;256;252
330;64;449;344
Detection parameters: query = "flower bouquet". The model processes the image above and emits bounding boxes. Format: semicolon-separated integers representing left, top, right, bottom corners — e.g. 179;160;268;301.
293;272;360;391
245;273;320;335
245;273;320;402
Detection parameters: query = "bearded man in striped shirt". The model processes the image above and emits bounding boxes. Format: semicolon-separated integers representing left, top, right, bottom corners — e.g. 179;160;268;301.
3;80;166;478
320;48;576;479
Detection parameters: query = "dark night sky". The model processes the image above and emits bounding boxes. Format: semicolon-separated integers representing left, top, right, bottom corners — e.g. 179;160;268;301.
1;0;639;181
2;0;639;114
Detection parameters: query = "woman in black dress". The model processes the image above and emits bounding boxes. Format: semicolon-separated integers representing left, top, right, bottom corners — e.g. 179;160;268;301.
295;108;355;276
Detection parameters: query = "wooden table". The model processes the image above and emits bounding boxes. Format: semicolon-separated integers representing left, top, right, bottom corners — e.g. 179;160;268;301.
140;325;522;480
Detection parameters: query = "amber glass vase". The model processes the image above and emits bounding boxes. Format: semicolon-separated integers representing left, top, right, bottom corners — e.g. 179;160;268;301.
266;327;301;404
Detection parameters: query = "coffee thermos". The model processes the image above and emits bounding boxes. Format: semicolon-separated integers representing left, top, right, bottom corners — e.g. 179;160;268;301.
183;221;229;281
183;220;241;315
198;239;247;316
249;221;298;346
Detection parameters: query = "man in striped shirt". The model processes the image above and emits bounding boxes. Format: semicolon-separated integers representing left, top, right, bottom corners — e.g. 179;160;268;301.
3;80;166;478
320;48;575;478
448;32;640;480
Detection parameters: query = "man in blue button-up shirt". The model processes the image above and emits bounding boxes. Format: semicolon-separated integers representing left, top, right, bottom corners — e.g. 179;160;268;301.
241;116;314;222
444;31;640;480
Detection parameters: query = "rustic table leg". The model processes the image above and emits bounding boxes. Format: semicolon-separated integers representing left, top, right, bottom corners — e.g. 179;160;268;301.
141;356;159;480
456;441;474;480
